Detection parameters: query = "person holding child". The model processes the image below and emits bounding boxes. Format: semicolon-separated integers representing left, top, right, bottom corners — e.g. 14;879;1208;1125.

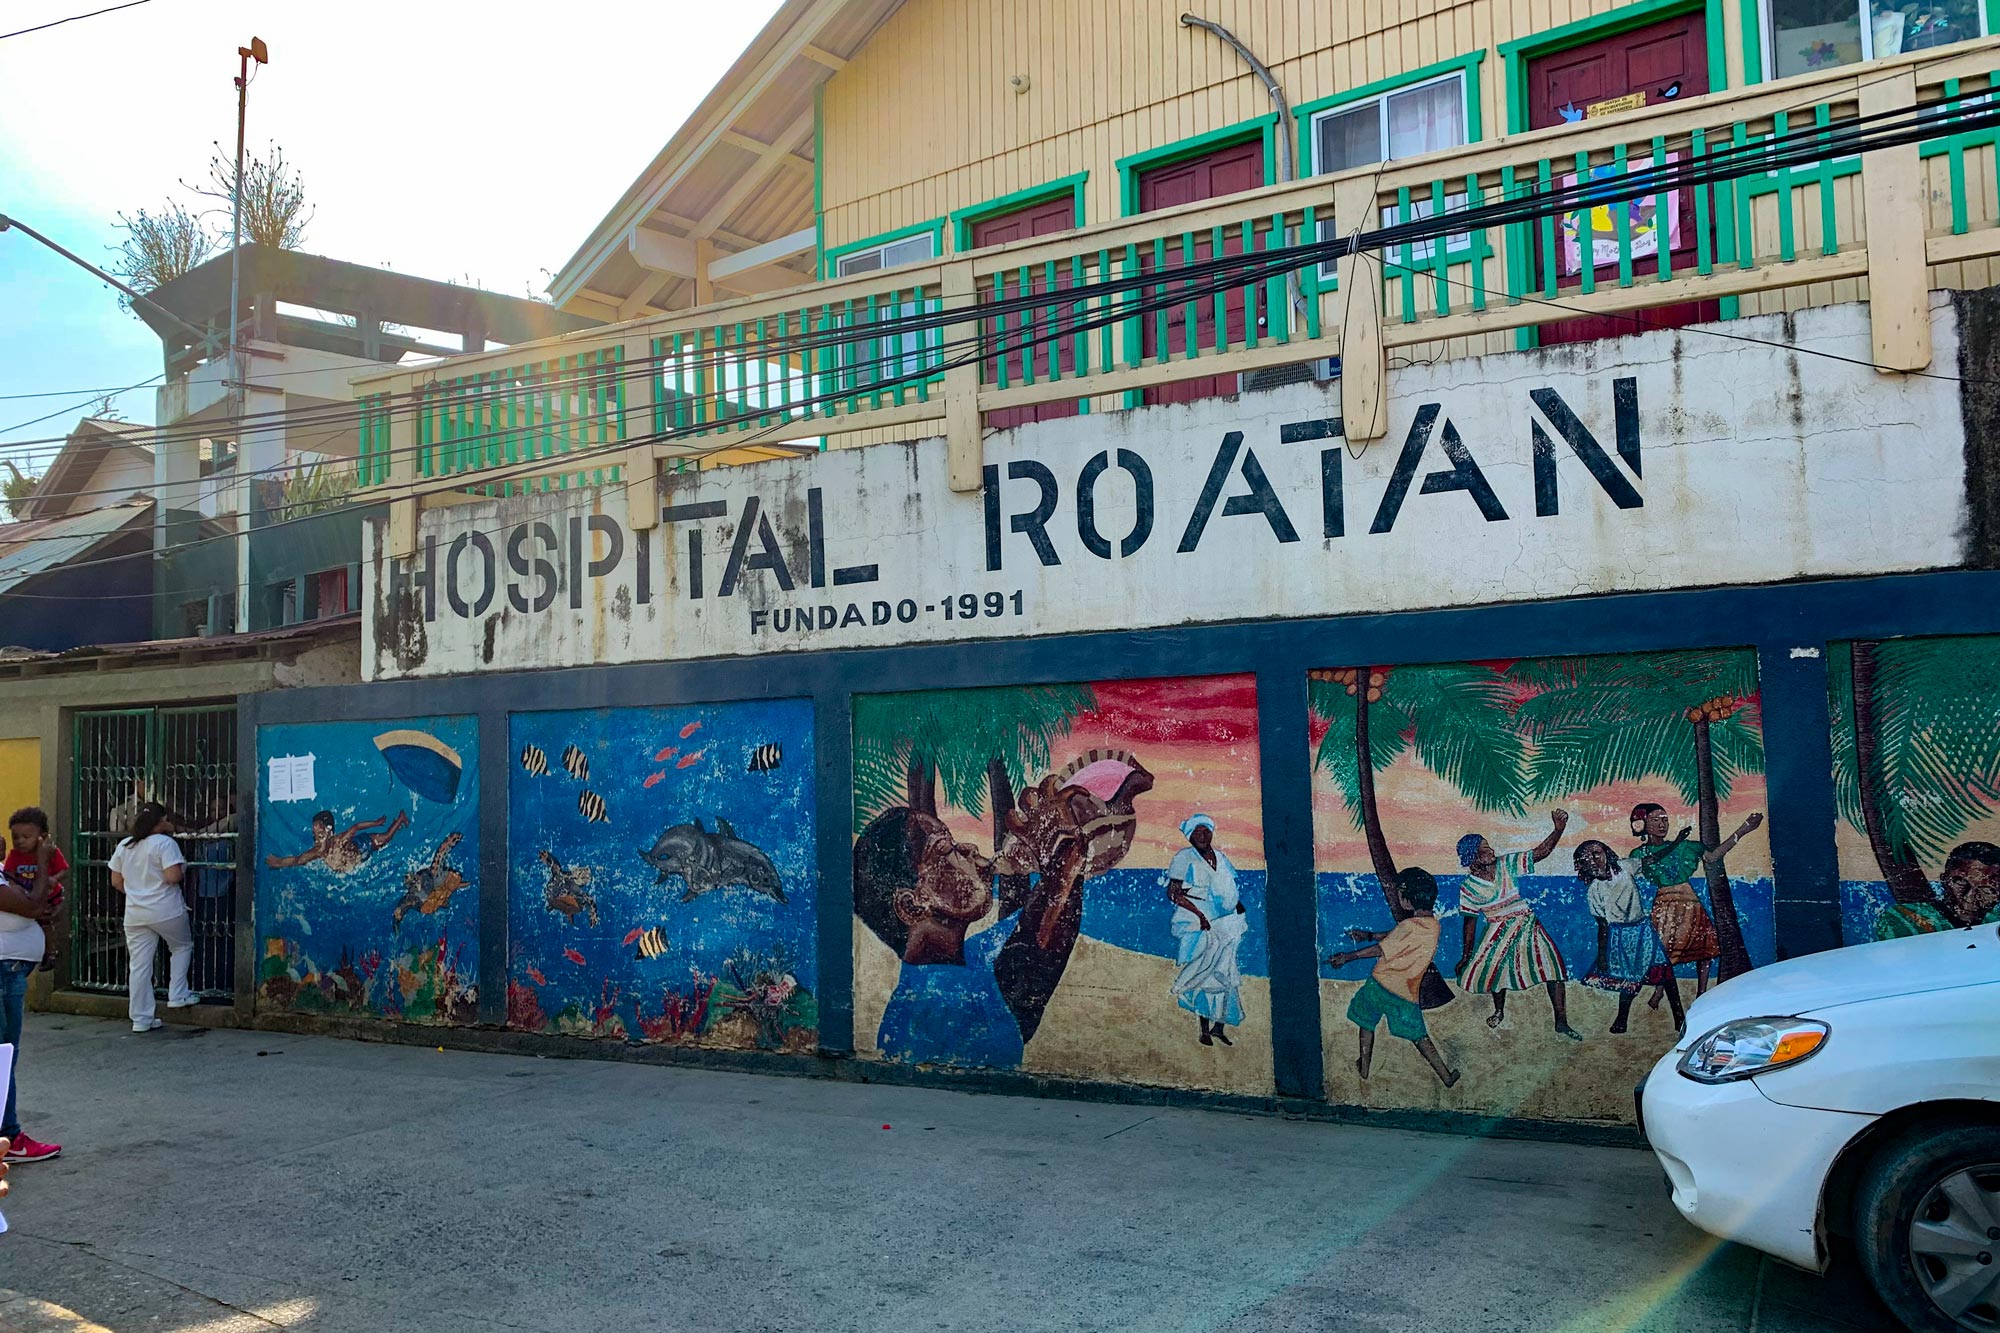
0;808;64;1162
1328;867;1460;1087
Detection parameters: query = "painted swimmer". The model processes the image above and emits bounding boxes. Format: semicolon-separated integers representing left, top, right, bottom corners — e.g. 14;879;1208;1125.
265;810;410;873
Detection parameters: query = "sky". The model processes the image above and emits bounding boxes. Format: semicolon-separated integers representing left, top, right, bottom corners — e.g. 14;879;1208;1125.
0;0;785;471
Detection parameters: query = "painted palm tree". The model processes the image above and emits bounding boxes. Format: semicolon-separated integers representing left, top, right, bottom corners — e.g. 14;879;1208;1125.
1508;651;1763;980
1830;638;2000;899
1310;662;1529;1009
851;684;1097;835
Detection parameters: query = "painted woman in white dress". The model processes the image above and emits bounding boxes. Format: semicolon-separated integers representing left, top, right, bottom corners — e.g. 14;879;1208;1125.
1162;814;1247;1047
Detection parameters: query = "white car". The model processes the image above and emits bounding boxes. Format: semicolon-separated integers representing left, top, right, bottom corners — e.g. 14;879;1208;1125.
1641;924;2000;1332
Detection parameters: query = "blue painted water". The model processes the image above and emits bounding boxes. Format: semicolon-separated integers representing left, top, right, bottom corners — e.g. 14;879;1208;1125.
1077;868;1269;977
1315;871;1777;982
508;700;818;1042
254;715;481;1021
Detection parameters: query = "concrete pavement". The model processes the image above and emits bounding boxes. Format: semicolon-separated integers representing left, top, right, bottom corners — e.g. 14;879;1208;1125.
0;1014;1898;1333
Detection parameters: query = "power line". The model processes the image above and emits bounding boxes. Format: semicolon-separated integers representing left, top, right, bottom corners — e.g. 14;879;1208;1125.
6;84;1998;514
0;0;150;41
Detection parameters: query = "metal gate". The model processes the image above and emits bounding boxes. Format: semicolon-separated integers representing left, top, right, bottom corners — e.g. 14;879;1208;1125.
69;705;238;998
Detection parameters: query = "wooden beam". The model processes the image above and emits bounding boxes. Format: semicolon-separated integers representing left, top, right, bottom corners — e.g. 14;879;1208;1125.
691;107;817;237
1860;71;1932;372
942;262;982;493
618;271;675;321
799;43;847;70
626;227;699;277
708;227;817;283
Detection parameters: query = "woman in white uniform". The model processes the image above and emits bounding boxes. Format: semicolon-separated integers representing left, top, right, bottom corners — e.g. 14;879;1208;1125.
1162;814;1248;1047
108;803;196;1032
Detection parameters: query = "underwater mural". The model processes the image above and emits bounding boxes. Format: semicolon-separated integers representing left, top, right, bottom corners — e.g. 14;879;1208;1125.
1829;637;2000;946
1309;651;1775;1123
851;675;1270;1094
255;716;480;1024
507;700;817;1051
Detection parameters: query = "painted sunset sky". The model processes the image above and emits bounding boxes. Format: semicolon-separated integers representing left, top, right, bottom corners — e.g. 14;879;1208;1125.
930;674;1265;870
1307;661;1775;876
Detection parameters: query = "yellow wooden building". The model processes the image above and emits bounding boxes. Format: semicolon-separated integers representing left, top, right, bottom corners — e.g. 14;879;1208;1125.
348;0;2000;516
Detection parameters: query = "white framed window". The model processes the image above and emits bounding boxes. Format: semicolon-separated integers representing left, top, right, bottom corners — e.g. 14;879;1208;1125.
829;231;942;391
1763;0;1988;81
832;231;936;278
1308;71;1472;273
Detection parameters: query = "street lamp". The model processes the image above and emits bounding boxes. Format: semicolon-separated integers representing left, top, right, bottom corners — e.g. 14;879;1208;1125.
227;35;268;422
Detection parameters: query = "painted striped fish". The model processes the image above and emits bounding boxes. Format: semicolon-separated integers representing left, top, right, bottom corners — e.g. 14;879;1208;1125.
520;744;549;777
578;789;609;824
561;744;589;781
747;743;782;773
632;926;669;961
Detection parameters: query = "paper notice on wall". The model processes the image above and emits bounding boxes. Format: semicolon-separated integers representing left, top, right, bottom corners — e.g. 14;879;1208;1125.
267;754;316;803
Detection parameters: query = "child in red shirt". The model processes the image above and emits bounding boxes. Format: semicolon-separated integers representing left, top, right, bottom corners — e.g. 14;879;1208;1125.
0;808;63;1162
2;814;65;973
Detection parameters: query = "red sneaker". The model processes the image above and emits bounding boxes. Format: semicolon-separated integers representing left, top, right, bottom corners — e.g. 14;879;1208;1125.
6;1133;61;1163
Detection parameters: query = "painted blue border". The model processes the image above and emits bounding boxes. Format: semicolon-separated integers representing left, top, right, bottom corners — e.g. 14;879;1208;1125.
245;567;2000;1103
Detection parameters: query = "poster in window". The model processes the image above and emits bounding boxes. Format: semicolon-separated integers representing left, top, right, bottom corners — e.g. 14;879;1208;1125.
1560;152;1681;274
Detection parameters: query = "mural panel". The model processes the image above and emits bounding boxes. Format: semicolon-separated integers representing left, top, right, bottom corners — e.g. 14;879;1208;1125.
851;675;1269;1093
507;701;817;1051
1310;652;1775;1123
255;716;479;1023
1830;637;2000;945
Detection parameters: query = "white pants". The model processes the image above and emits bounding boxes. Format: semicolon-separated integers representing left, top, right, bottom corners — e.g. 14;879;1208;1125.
126;914;194;1022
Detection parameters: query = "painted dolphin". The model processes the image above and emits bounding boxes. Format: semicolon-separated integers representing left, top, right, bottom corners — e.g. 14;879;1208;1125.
638;817;786;903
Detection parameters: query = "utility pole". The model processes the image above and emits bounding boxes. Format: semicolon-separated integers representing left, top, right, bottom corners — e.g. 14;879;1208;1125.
227;36;268;426
229;36;267;634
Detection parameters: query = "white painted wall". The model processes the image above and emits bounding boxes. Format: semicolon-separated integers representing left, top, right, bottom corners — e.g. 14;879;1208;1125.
365;301;1970;681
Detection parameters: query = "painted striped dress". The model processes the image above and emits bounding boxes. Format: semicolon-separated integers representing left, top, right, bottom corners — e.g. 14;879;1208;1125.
1458;851;1569;993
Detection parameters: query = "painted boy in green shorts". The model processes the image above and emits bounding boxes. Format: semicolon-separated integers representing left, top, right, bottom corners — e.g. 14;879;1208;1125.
1327;867;1460;1088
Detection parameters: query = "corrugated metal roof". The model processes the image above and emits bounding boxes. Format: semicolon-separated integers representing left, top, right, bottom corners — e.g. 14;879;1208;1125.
0;501;150;596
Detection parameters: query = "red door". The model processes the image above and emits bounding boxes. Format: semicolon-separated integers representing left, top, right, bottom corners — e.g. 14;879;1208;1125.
1135;137;1264;405
972;195;1082;429
1527;14;1716;346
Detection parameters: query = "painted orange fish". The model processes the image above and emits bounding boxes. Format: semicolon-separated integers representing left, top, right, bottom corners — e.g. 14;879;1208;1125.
679;721;701;739
526;965;547;986
563;947;587;967
621;927;644;947
642;770;667;788
676;750;704;769
653;746;678;763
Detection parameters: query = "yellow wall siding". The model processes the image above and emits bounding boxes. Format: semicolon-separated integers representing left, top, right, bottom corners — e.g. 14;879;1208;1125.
0;738;42;831
822;0;1752;254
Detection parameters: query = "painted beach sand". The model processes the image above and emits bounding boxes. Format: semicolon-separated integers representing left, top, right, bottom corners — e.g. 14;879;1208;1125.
255;715;480;1025
851;674;1272;1094
507;700;817;1051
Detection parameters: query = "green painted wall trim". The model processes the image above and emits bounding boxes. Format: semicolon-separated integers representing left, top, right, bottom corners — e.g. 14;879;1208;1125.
1115;112;1280;216
813;84;827;280
949;173;1089;252
1293;51;1488;179
1740;0;1765;84
821;217;948;277
1501;0;1731;136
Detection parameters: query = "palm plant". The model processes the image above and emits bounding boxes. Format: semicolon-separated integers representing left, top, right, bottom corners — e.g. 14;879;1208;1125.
1830;638;2000;899
1508;651;1764;979
851;684;1096;834
1310;662;1528;1008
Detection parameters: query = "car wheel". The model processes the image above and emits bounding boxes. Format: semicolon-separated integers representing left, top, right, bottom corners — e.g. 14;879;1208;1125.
1855;1122;2000;1332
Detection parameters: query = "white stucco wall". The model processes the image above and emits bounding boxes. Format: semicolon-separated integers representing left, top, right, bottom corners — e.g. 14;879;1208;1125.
366;301;1969;681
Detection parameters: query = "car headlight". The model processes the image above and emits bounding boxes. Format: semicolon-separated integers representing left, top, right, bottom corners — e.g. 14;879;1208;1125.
1677;1016;1829;1084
